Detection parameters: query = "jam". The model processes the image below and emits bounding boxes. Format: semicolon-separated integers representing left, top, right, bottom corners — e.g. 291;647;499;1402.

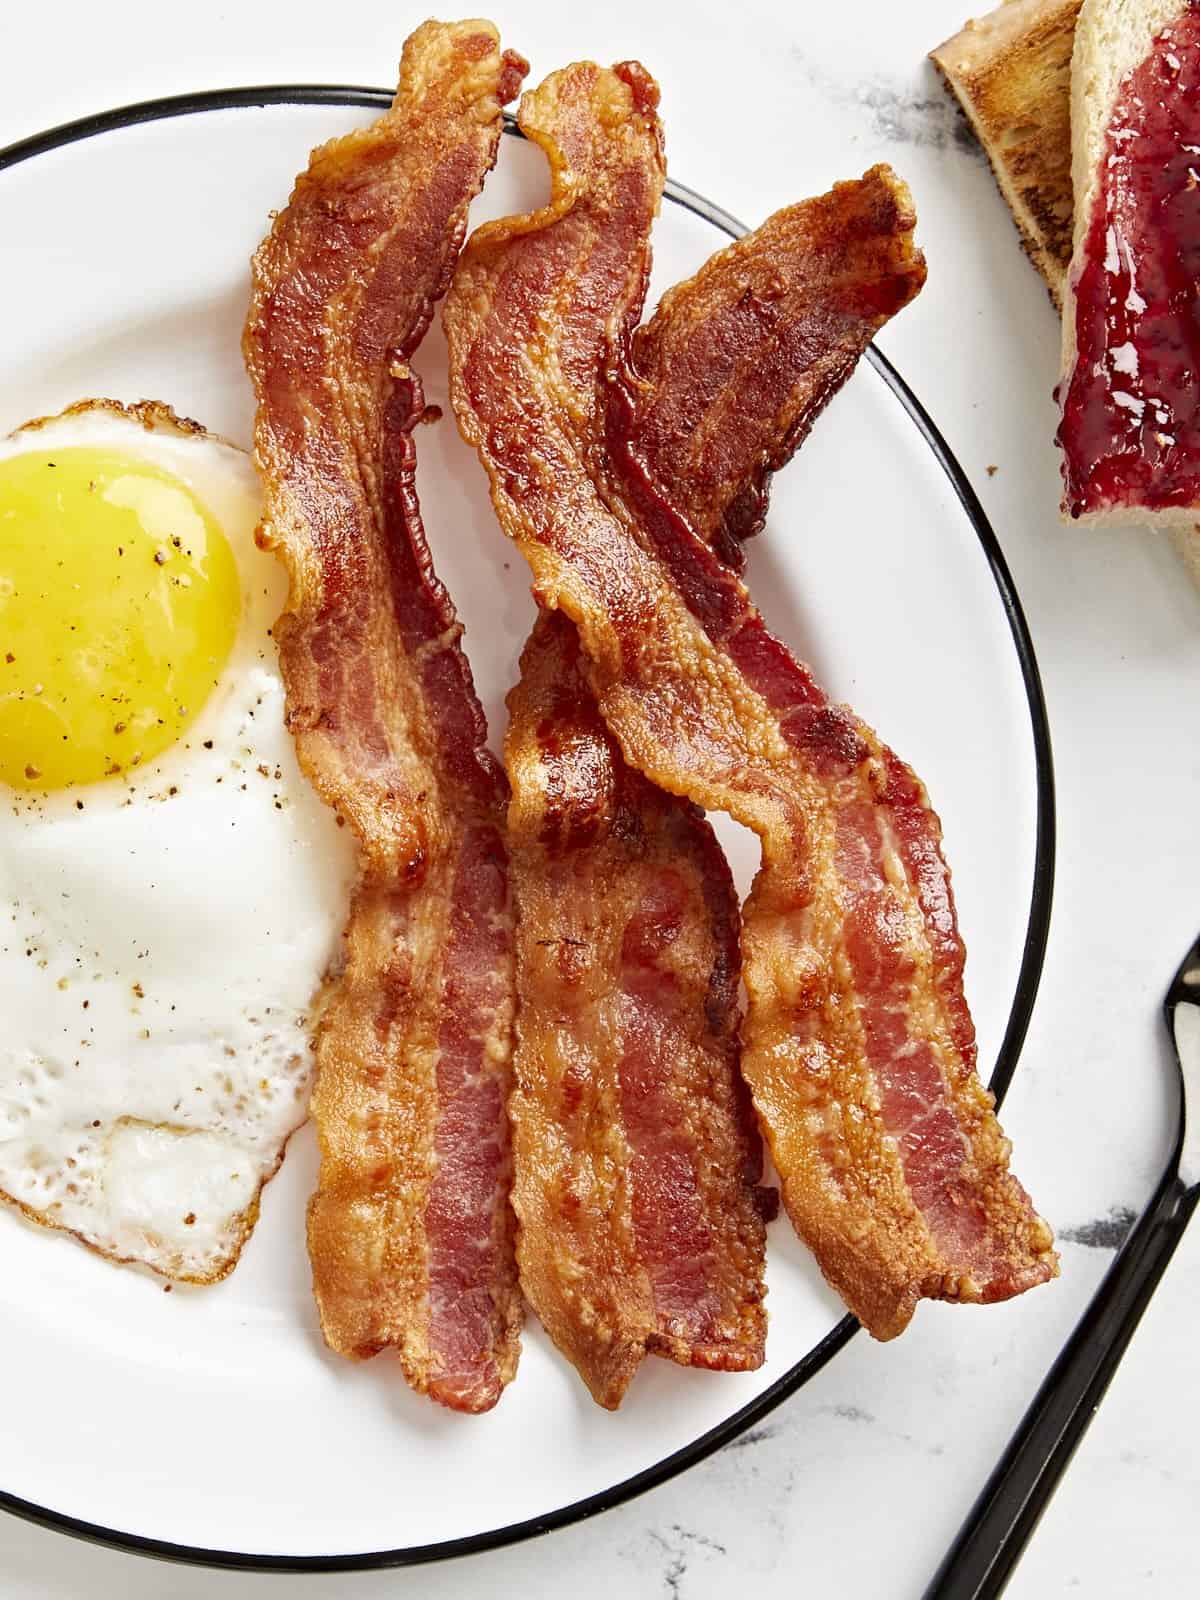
1058;3;1200;517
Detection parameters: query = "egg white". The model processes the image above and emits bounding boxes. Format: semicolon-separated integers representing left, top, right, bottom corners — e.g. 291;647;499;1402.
0;402;357;1281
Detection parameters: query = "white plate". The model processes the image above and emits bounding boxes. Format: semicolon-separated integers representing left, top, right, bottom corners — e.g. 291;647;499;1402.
0;89;1052;1569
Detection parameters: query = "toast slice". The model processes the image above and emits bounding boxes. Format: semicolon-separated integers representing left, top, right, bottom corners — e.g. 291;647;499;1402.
932;0;1081;308
1068;0;1187;264
933;0;1200;581
1061;0;1200;528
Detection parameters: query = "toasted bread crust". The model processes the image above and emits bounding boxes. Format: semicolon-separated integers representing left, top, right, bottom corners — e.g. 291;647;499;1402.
932;0;1082;307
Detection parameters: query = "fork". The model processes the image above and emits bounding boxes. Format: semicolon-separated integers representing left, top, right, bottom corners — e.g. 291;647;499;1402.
924;930;1200;1600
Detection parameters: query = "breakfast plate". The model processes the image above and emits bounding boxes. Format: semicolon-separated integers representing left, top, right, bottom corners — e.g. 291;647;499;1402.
0;87;1054;1569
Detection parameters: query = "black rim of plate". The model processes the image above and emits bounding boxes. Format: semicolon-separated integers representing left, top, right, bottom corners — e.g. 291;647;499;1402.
0;85;1057;1574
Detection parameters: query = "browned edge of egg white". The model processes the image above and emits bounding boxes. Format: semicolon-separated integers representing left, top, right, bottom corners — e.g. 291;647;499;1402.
9;397;229;447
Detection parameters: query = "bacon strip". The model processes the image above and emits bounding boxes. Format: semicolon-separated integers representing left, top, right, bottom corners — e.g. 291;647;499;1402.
630;169;934;570
445;59;1058;1341
506;609;771;1407
243;20;528;1412
505;169;928;1401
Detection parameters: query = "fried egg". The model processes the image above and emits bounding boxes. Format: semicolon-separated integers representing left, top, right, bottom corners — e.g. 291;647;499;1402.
0;400;356;1281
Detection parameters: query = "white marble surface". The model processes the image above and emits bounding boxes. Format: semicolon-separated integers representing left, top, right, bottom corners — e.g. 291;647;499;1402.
1;0;1197;1594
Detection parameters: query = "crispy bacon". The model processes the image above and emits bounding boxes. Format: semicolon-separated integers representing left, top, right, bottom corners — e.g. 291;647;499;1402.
445;59;1058;1341
630;168;934;569
243;20;528;1412
504;170;924;1401
506;610;771;1407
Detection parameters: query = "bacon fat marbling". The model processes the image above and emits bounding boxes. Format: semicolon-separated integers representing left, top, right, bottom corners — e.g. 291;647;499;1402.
445;58;1057;1341
506;611;772;1406
502;165;937;1399
244;19;528;1412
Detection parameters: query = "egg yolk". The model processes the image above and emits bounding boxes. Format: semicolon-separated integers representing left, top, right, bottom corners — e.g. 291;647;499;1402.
0;446;240;790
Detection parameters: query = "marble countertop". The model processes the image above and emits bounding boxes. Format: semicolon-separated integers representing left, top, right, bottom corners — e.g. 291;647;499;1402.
2;1;1197;1594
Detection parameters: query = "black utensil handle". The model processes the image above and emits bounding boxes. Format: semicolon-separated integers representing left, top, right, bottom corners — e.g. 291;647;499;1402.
924;1167;1200;1600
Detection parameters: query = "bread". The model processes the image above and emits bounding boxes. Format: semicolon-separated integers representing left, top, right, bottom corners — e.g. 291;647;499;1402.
933;0;1200;581
1062;0;1199;529
1173;526;1200;587
1062;0;1200;524
1068;0;1185;264
931;0;1082;308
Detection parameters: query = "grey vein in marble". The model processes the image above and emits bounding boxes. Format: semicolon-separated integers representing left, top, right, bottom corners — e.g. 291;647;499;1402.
724;1424;780;1451
855;80;981;154
1059;1207;1138;1250
827;1403;875;1424
788;49;985;158
636;1525;729;1600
